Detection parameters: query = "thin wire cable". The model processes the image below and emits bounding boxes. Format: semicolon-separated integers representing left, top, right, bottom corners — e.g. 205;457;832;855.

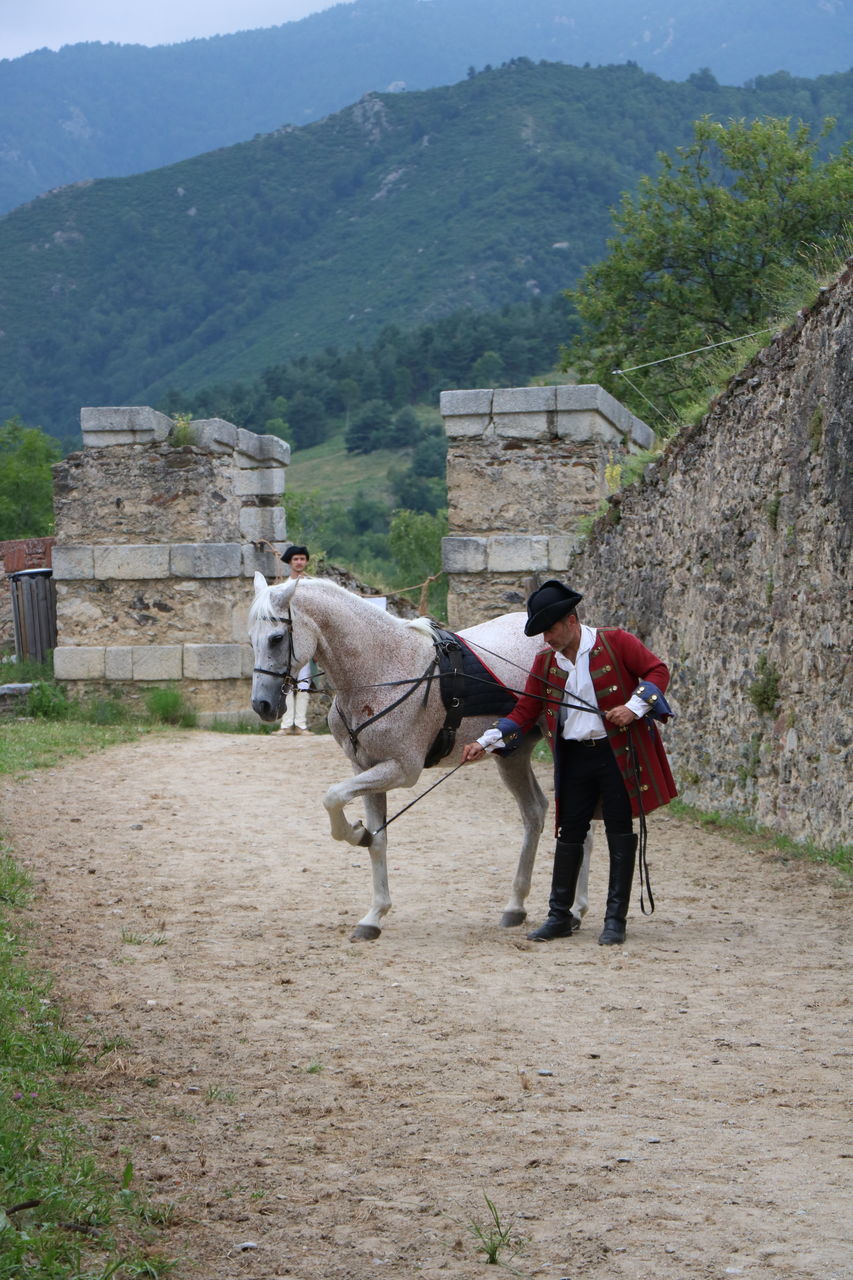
613;327;772;374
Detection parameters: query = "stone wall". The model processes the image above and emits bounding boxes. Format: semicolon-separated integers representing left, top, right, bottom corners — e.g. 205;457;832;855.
440;384;654;628
566;265;852;847
51;408;289;723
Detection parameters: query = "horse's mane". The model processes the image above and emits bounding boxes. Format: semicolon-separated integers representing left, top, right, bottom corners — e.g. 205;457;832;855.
249;576;298;626
250;577;426;637
406;617;434;636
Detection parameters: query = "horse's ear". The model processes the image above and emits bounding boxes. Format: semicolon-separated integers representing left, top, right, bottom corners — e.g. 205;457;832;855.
253;571;268;596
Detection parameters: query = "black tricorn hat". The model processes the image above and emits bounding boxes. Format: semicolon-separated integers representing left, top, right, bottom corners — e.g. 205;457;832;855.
524;580;583;636
282;545;309;564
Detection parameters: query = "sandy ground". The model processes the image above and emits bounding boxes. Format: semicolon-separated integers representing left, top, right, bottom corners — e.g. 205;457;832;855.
2;730;851;1280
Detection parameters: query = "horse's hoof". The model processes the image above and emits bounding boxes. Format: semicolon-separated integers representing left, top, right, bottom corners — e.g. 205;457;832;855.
356;828;372;848
499;910;527;928
350;924;381;942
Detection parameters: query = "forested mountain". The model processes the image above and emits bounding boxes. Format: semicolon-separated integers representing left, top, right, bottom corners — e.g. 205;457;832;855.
1;0;851;213
1;59;851;446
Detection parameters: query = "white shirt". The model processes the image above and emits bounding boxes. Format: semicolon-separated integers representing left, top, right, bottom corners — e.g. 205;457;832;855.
478;624;649;751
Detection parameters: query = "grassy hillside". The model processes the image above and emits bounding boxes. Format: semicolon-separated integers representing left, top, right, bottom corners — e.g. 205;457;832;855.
286;431;410;505
2;0;851;213
1;60;850;443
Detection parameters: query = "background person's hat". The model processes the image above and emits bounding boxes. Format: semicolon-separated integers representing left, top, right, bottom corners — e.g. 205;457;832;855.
282;545;309;564
524;580;583;636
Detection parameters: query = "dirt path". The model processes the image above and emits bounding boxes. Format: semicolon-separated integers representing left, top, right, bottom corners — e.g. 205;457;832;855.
3;731;850;1280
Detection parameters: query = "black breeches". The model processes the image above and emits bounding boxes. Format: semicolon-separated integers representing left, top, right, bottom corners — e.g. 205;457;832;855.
557;737;634;844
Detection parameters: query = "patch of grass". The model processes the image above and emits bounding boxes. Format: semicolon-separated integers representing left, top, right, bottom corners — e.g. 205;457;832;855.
26;679;72;720
0;654;54;683
144;685;197;728
120;930;166;947
668;799;852;876
0;842;177;1278
0;719;149;776
468;1193;524;1266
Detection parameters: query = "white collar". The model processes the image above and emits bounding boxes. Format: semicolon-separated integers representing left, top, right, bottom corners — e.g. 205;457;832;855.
554;625;596;670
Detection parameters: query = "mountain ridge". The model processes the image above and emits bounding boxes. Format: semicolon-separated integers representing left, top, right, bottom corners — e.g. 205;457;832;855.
1;59;850;444
1;0;850;214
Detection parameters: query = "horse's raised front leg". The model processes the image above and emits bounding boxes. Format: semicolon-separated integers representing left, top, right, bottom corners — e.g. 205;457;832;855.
494;747;549;928
322;759;411;942
322;758;409;848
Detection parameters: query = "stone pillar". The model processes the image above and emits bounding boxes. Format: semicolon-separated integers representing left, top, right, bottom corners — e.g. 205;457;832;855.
441;384;655;628
51;407;290;723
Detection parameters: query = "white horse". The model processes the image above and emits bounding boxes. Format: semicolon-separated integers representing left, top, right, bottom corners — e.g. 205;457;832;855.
249;574;590;941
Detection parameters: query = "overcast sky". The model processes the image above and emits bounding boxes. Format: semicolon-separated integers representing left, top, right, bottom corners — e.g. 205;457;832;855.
1;0;354;61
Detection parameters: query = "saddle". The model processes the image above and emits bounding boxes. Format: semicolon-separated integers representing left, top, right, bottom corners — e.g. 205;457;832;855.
423;627;517;768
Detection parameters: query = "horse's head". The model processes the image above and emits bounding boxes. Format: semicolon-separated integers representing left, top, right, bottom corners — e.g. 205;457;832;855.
248;572;316;721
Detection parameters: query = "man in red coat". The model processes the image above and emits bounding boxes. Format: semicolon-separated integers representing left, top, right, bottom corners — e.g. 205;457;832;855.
463;581;677;945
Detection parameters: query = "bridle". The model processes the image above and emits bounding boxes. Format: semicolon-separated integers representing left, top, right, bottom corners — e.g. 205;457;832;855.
252;611;299;695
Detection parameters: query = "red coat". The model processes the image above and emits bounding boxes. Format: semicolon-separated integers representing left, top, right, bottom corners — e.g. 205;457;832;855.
499;628;677;820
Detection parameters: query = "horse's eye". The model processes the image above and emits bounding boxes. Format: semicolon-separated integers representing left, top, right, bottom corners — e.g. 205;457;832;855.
269;632;285;646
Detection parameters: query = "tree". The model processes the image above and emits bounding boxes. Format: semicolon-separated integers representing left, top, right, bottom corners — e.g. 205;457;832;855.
565;116;853;426
0;418;61;540
389;509;448;618
345;399;393;454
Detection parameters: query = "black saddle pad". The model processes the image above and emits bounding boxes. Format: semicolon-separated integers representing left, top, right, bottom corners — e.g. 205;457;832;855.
432;628;517;719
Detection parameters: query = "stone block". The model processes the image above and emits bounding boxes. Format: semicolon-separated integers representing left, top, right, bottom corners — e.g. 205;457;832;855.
242;543;288;578
441;536;487;573
191;418;238;454
235;429;290;467
105;646;134;680
440;389;493;417
555;383;654;447
493;386;557;414
487;535;550;572
490;387;556;440
493;412;551;440
93;544;171;580
183;643;245;680
170;543;243;579
52;545;94;580
631;417;656;449
239;507;286;543
232;466;287;498
132;645;183;681
443;414;491;438
240;644;256;678
53;646;106;679
81;406;172;447
549;533;581;570
555;408;622;443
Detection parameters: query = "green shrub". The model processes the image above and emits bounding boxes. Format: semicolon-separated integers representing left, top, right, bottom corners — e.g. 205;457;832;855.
81;696;129;725
26;680;71;720
748;654;780;715
144;685;197;727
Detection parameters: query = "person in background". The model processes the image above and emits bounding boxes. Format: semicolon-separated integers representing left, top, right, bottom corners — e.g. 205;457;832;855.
462;581;676;945
276;545;313;736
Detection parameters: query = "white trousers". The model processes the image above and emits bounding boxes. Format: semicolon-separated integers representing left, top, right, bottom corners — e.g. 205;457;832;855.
281;689;310;730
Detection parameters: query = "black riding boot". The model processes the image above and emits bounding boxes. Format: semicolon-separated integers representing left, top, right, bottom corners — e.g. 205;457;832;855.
598;832;638;945
526;840;585;941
